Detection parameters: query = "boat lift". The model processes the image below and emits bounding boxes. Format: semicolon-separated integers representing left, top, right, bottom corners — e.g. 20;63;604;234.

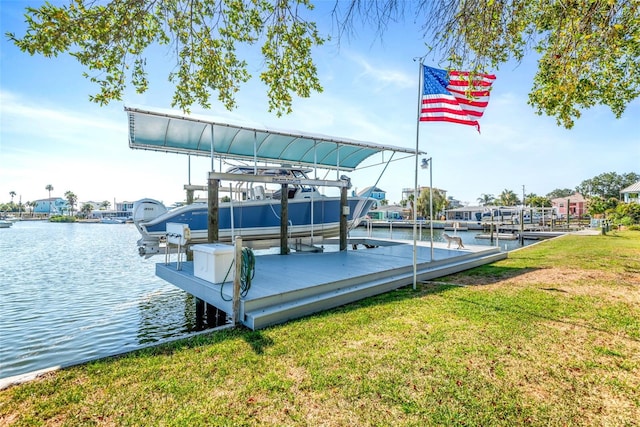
126;106;421;254
125;107;433;327
205;171;354;254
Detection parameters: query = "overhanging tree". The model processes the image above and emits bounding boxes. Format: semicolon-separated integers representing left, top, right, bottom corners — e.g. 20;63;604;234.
337;0;640;128
7;1;639;126
7;0;324;116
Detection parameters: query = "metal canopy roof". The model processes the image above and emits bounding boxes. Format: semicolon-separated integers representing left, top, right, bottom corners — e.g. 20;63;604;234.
126;107;420;171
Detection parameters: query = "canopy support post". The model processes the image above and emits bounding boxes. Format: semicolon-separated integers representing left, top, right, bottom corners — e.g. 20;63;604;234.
208;177;219;243
340;186;348;251
280;184;289;255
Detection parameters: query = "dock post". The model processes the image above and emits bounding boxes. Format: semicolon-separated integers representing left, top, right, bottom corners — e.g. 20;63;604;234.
233;236;242;325
205;303;222;327
490;212;495;244
340;186;347;251
195;298;205;330
519;209;524;245
280;184;289;255
208;177;219;243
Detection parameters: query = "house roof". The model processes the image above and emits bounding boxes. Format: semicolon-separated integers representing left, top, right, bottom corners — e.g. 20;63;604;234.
446;206;484;212
358;186;385;197
621;180;640;193
126;107;421;171
551;193;585;204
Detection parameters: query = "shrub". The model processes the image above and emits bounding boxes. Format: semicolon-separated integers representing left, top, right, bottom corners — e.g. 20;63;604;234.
49;215;77;223
608;202;640;225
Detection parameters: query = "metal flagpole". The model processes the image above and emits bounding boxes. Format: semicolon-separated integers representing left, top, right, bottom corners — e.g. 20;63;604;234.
412;58;425;290
429;158;434;260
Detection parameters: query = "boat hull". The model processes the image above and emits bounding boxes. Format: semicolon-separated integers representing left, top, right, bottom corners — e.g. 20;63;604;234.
134;197;374;256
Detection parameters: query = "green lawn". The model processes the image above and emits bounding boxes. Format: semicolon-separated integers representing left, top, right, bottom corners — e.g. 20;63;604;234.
2;231;639;426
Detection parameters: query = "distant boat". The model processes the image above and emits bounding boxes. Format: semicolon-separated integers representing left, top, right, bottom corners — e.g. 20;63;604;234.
0;220;13;228
100;217;126;224
476;232;518;240
132;166;375;257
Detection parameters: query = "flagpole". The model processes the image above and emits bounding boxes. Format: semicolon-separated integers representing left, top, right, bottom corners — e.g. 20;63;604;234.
412;59;425;290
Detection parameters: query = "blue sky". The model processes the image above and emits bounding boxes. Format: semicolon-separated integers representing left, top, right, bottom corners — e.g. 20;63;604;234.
2;1;639;208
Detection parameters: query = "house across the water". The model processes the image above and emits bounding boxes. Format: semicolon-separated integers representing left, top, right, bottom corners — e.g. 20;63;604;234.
621;180;640;204
445;206;484;222
551;193;586;218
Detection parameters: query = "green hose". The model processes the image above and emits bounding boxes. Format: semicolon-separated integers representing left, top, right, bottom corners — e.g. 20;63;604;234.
220;247;255;301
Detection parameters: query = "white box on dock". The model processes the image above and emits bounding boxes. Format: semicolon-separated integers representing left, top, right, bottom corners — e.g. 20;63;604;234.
192;243;235;283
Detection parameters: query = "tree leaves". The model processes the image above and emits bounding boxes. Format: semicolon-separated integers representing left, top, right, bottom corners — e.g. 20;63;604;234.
527;1;640;128
8;0;639;125
336;0;640;128
7;0;326;115
576;171;640;199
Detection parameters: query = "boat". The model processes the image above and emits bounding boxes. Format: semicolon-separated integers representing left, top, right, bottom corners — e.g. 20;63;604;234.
475;232;518;240
0;220;13;228
133;166;376;257
100;217;127;224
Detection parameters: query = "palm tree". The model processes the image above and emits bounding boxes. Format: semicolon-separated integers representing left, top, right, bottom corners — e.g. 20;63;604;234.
64;191;78;216
100;200;111;210
81;203;93;218
477;193;495;206
418;187;448;219
45;184;54;215
407;194;415;220
25;201;35;216
498;189;520;206
9;191;16;203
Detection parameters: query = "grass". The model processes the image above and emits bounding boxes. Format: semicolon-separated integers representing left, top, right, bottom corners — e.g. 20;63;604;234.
1;231;639;426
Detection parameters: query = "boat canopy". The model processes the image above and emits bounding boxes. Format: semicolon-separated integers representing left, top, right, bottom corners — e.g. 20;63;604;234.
126;107;420;171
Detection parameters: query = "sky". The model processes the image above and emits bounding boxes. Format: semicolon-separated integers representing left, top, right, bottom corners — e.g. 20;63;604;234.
1;1;639;209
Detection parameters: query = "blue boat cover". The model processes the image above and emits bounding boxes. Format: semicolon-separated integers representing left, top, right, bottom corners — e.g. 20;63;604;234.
126;107;419;171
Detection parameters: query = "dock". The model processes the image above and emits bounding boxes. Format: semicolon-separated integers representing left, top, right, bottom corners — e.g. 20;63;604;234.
156;238;507;330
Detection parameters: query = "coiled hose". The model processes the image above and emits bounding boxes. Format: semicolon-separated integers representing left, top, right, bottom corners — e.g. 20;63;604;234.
220;247;255;301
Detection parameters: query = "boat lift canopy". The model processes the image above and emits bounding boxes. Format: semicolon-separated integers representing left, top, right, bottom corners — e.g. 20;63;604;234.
126;107;421;171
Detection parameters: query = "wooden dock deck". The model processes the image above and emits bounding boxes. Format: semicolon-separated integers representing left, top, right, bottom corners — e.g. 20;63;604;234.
156;239;507;330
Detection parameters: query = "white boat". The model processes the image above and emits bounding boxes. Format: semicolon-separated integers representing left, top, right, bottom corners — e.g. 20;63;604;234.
100;217;127;224
133;166;375;257
0;220;13;228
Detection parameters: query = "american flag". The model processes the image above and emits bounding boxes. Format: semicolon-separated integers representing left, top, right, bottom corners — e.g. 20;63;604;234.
420;65;496;132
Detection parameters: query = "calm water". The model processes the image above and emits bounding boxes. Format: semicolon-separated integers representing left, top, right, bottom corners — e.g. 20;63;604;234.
0;221;526;380
0;221;199;380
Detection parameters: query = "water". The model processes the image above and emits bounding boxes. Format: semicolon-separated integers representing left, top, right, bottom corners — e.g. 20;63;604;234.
0;221;527;380
0;221;199;380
